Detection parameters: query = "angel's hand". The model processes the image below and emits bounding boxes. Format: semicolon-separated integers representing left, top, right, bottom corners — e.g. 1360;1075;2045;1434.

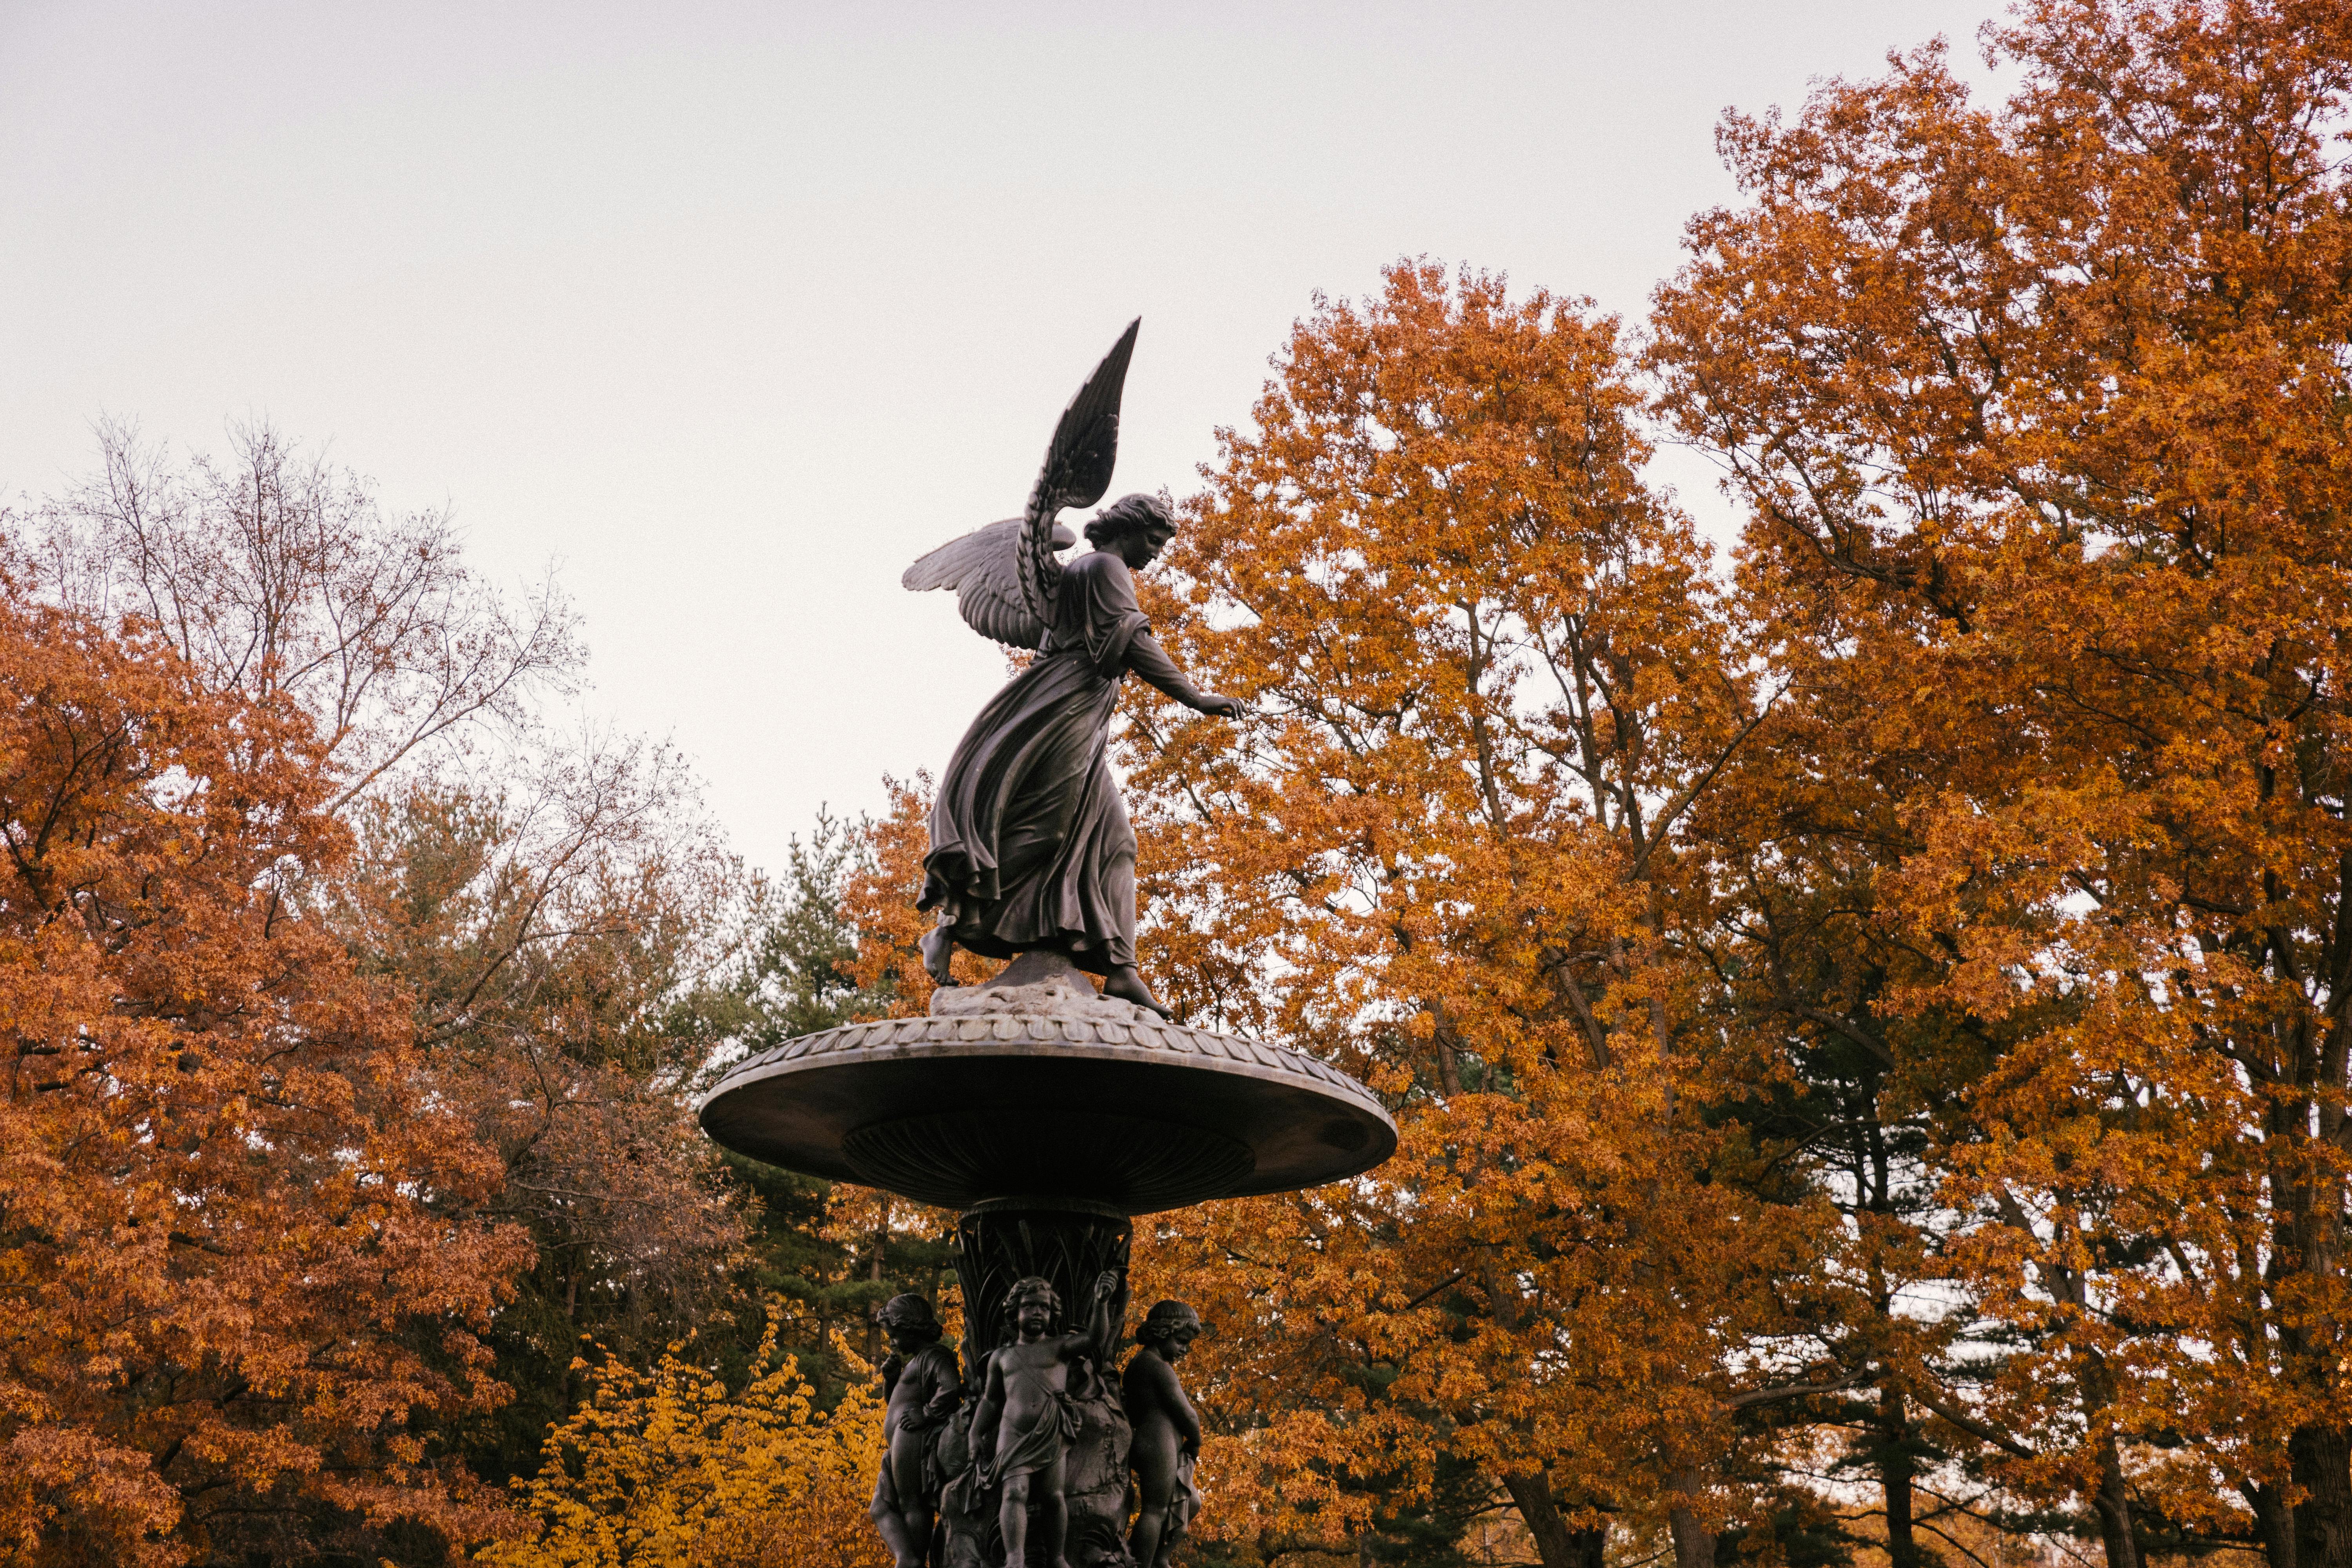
1094;1270;1120;1301
1196;693;1245;720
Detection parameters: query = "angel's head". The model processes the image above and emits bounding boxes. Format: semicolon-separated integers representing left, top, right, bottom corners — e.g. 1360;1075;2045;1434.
1084;492;1176;569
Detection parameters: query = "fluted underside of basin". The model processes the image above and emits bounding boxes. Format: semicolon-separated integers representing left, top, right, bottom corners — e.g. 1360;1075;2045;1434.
843;1111;1255;1213
695;1009;1396;1214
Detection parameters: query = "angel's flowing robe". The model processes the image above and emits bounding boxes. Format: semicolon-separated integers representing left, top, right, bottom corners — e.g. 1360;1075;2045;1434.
920;549;1176;974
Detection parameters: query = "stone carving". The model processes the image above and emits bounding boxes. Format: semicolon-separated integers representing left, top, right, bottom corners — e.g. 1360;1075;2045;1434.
932;1410;991;1568
871;1294;963;1568
922;1271;1205;1568
1123;1302;1206;1568
902;321;1243;1018
926;949;1156;1025
699;942;1395;1219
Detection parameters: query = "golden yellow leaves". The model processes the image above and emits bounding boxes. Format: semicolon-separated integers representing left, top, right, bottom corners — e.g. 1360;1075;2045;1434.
482;1310;889;1568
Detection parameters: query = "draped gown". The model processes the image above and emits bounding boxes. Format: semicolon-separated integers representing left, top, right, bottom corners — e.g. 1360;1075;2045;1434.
920;549;1175;975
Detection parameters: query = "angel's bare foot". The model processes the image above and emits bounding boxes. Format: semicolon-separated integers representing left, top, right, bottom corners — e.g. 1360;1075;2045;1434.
920;926;957;986
1103;964;1173;1019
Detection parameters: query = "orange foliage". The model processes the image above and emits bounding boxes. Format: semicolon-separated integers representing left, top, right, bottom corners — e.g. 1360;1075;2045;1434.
0;561;531;1563
1650;2;2352;1564
840;18;2352;1551
18;8;2341;1566
842;771;992;1017
1103;263;1844;1567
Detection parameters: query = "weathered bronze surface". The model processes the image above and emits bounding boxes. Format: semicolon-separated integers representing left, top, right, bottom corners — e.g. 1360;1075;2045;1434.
1123;1301;1205;1568
902;319;1241;1020
700;322;1397;1568
871;1294;962;1566
695;952;1394;1214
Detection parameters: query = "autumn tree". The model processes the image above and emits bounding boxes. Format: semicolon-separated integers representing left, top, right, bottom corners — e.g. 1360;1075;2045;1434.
327;751;753;1490
0;552;533;1563
717;806;956;1404
4;423;786;1560
40;419;578;811
1084;262;1851;1568
1650;4;2352;1567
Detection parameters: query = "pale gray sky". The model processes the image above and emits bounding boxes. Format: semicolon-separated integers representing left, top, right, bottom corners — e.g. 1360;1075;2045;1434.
1;1;2001;877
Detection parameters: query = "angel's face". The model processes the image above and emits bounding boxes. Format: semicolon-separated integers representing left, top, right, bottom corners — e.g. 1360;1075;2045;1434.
1114;524;1176;570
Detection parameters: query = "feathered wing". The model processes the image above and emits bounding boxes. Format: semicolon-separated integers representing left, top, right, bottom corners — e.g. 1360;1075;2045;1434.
1014;318;1141;625
901;516;1078;649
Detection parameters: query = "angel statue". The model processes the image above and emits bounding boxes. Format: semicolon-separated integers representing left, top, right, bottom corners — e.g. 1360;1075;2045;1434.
902;321;1241;1019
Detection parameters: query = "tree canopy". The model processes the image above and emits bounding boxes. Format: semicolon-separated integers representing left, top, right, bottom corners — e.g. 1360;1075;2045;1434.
10;4;2352;1566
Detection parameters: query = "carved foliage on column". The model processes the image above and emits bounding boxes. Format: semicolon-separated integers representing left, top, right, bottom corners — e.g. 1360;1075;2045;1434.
954;1202;1132;1389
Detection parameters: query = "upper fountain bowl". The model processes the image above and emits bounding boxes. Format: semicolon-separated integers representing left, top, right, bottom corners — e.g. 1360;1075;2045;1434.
695;952;1396;1214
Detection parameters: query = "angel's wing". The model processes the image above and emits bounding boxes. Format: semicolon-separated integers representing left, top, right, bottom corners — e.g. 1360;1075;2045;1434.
1014;318;1141;625
901;516;1080;650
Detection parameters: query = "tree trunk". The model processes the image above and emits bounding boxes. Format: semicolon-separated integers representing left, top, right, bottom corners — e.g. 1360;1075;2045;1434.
1881;1387;1922;1568
1668;1468;1716;1568
2091;1432;2144;1568
1569;1524;1608;1568
2294;1425;2352;1568
1670;1506;1716;1568
2243;1478;2296;1568
1503;1470;1585;1568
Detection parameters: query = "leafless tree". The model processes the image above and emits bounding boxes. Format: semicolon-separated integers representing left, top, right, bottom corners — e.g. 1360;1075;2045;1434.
35;417;581;809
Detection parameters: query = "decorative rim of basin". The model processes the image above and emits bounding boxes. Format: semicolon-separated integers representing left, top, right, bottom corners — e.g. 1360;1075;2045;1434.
695;1010;1397;1214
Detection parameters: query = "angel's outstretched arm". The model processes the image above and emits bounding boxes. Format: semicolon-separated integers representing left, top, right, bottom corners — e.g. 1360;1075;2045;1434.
1126;632;1241;718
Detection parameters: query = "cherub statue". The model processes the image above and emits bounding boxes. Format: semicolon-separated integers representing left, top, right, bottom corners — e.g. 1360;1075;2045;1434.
1123;1300;1206;1568
871;1293;962;1568
967;1271;1122;1568
902;321;1243;1018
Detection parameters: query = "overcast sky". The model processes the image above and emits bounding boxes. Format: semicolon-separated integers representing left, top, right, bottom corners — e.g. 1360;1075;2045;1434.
1;1;2003;877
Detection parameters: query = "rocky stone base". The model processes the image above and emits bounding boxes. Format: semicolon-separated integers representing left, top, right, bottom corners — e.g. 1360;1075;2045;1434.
926;949;1154;1024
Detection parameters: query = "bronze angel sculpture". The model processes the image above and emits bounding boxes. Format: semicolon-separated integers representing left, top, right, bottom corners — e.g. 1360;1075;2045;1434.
902;321;1241;1018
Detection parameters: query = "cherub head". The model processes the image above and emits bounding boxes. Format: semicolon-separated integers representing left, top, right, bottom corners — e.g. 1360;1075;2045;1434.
875;1292;944;1352
1084;492;1177;569
1003;1275;1061;1340
1136;1299;1205;1361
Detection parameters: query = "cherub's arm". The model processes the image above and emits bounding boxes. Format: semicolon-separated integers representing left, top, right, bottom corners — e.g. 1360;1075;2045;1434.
1130;1352;1201;1453
1166;1362;1202;1455
1075;1269;1127;1366
909;1347;962;1431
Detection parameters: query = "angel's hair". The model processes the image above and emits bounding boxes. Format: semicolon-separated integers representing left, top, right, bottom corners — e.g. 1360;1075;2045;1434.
1085;492;1175;548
